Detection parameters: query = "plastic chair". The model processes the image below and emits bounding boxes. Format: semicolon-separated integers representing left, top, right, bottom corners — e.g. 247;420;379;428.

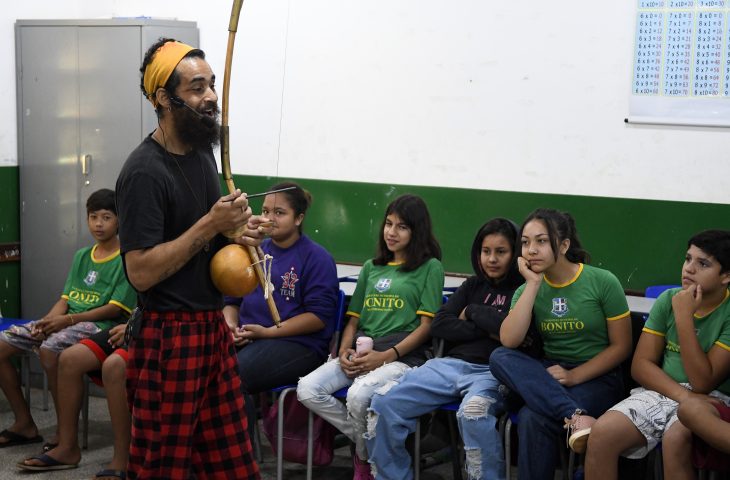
645;285;679;299
267;289;347;480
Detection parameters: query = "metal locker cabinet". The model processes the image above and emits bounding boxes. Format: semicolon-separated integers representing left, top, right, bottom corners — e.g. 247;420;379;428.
16;19;198;319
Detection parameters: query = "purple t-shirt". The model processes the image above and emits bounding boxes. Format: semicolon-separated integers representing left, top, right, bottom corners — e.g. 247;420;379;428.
224;235;339;357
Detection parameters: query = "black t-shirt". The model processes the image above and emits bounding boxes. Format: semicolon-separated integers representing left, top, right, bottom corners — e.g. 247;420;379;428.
116;135;227;311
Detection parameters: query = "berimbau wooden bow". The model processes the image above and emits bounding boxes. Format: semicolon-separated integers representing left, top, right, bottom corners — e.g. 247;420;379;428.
220;0;281;326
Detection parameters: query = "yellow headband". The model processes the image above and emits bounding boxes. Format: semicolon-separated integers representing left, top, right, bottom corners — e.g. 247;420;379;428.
143;41;195;107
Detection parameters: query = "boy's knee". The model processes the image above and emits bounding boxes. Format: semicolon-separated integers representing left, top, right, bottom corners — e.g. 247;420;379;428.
663;420;692;449
101;354;126;384
39;348;59;370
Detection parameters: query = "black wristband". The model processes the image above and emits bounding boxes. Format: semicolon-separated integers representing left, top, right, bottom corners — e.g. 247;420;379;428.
391;345;401;360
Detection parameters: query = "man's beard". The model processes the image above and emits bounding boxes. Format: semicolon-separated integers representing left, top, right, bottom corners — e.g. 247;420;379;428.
172;102;221;150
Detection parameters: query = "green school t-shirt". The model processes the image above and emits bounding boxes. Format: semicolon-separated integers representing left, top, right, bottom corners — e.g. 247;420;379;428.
61;245;137;330
511;264;630;363
643;288;730;395
346;258;444;339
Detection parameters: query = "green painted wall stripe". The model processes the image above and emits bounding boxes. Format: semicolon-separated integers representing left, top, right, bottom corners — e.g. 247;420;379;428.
2;165;727;318
230;174;730;291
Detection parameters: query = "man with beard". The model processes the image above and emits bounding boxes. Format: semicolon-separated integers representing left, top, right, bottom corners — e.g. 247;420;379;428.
115;38;262;479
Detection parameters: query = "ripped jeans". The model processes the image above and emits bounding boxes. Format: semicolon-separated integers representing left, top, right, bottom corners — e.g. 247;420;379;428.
297;356;411;460
367;357;504;480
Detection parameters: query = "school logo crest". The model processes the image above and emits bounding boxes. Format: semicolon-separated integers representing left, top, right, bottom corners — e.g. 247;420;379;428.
84;270;98;287
551;297;569;317
375;278;391;293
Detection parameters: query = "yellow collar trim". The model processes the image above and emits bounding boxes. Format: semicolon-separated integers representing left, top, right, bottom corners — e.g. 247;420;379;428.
545;263;584;288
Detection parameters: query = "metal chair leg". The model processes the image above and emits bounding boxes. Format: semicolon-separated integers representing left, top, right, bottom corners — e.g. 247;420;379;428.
81;375;89;449
306;409;313;480
414;419;421;480
276;388;295;480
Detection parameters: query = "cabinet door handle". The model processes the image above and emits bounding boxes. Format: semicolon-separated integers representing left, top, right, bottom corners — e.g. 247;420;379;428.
82;154;91;176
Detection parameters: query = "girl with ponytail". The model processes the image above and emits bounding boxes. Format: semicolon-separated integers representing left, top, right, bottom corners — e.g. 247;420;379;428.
490;208;632;479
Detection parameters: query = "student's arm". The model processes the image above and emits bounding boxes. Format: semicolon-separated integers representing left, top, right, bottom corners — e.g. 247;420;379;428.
672;285;730;393
223;304;240;331
241;313;324;338
500;257;542;347
338;315;359;377
124;192;256;292
550;314;632;386
431;280;489;341
33;301;125;337
631;330;693;401
678;396;730;454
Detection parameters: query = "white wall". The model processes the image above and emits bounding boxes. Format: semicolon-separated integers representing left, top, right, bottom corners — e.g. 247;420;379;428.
2;1;728;204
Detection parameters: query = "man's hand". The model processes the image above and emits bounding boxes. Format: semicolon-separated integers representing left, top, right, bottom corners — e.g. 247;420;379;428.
209;189;252;234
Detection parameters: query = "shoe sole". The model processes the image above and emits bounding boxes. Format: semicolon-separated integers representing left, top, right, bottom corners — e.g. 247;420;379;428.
568;428;591;454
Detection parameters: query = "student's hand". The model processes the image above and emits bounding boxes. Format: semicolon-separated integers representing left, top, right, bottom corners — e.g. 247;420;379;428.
32;315;70;337
517;257;543;284
108;324;126;347
351;350;391;376
231;326;251;347
238;324;272;340
339;349;359;378
458;307;468;320
546;364;576;387
209;189;252;235
672;284;702;321
231;215;273;248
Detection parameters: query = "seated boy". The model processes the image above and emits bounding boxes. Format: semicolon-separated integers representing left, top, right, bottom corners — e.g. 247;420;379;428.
585;230;730;480
0;189;135;463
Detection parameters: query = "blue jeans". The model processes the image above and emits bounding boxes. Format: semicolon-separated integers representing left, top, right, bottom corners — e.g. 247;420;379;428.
489;347;624;480
236;338;323;393
367;357;505;480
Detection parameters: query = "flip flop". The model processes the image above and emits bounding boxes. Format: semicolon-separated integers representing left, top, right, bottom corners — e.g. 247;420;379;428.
0;429;43;448
16;453;78;471
94;469;127;479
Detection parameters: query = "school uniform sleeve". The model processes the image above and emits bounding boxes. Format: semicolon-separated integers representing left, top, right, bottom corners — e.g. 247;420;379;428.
108;266;137;314
643;289;673;337
715;303;730;351
416;258;445;318
599;269;631;320
431;277;490;341
61;248;86;300
346;260;372;318
509;283;526;309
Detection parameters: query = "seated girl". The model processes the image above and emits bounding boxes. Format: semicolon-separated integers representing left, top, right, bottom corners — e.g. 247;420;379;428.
297;194;444;480
367;218;526;480
223;182;339;394
489;208;632;479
